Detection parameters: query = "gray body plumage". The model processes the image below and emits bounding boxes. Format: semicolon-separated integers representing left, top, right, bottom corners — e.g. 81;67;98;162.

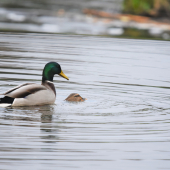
0;81;56;107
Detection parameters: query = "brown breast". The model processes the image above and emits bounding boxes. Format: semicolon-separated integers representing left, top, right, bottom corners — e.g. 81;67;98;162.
42;81;56;96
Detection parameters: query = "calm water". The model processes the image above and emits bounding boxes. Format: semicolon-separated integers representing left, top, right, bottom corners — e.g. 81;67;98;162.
0;33;170;170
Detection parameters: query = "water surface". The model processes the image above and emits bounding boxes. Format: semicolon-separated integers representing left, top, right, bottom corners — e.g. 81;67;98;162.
0;33;170;170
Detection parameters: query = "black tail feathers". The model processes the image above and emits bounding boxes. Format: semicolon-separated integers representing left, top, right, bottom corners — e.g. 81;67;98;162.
0;96;14;104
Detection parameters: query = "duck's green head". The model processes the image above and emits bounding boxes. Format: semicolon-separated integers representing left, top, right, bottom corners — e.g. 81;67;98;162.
42;62;69;82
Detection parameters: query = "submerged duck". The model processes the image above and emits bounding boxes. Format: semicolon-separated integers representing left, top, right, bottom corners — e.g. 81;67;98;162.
65;93;86;102
0;62;69;107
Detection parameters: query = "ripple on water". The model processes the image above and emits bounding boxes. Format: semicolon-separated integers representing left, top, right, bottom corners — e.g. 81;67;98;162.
0;33;170;170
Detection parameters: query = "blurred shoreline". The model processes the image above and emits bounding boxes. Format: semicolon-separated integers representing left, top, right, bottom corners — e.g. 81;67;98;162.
0;0;170;40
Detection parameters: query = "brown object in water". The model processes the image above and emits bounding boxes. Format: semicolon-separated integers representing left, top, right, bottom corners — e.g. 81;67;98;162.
65;93;86;102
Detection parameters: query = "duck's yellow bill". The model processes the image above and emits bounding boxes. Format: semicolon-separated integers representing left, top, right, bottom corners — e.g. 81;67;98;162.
59;70;69;80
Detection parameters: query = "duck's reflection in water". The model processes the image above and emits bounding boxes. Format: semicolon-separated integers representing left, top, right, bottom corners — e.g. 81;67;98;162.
3;105;59;143
3;106;41;123
40;105;60;143
40;106;53;124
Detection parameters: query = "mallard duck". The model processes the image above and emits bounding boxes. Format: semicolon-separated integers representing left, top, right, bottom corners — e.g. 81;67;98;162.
65;93;86;102
0;62;69;107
